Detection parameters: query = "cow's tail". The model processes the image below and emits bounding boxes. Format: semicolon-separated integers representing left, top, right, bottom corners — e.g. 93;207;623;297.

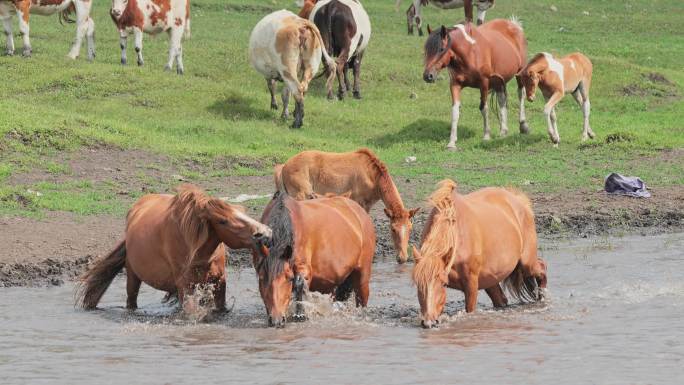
75;240;127;310
304;21;337;95
59;3;76;25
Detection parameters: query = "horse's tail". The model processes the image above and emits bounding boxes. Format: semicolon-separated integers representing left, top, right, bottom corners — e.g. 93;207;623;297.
273;163;286;193
303;21;337;94
502;262;539;303
59;3;76;25
75;240;126;309
509;15;523;30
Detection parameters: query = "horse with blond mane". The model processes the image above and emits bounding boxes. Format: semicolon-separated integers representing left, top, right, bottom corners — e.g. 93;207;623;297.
412;179;547;328
274;148;419;264
75;184;271;312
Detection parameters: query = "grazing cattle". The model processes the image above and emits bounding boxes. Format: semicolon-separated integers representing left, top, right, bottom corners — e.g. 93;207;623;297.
109;0;190;74
397;0;495;36
301;0;371;100
249;10;336;128
274;148;420;263
422;19;527;149
520;52;595;146
0;0;95;59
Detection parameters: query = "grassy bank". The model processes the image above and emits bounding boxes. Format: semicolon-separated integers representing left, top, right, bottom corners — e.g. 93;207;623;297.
1;0;682;217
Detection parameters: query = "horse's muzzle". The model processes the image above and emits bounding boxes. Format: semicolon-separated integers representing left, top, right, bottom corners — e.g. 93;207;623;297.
268;316;286;328
421;319;440;329
423;73;436;83
253;229;272;248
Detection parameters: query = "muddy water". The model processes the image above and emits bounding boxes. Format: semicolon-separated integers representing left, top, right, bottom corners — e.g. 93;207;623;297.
1;234;683;384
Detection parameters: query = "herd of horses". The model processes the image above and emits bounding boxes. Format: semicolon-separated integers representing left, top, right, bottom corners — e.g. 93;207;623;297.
76;148;548;328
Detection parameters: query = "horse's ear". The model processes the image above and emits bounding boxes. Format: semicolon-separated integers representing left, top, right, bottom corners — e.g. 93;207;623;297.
427;24;432;35
409;207;420;218
412;245;422;263
340;190;352;199
384;207;393;219
440;25;448;39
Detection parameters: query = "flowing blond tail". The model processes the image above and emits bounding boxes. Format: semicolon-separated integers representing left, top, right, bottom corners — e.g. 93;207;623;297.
304;22;337;96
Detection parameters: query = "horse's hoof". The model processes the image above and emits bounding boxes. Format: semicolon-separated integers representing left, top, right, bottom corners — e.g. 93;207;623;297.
22;49;31;58
292;313;307;322
164;64;171;72
281;112;289;119
520;121;530;134
177;68;184;75
588;131;596;139
446;144;458;151
121;58;127;65
500;129;509;137
418;29;424;37
5;50;13;57
291;121;303;129
483;134;491;141
138;60;145;67
353;91;362;100
327;93;335;101
338;92;345;101
270;103;279;110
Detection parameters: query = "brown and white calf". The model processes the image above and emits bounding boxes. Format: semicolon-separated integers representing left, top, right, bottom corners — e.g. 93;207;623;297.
0;0;95;59
520;52;595;146
397;0;495;36
249;10;336;128
110;0;190;74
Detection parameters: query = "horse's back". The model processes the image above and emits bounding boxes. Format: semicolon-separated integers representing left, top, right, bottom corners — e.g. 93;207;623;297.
479;18;527;73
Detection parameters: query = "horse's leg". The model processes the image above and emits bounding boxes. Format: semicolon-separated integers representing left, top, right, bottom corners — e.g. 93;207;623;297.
84;3;95;61
14;0;31;57
174;29;184;75
351;269;370;307
166;27;183;74
406;3;415;35
133;27;144;66
550;107;559;143
543;91;563;146
0;2;14;56
485;284;508;308
496;87;509;137
447;84;462;150
352;51;363;99
463;274;479;313
267;78;278;110
577;81;594;140
118;30;128;65
281;86;290;119
464;0;474;23
480;81;492;140
516;75;530;133
415;0;424;36
283;72;304;128
476;8;487;26
68;0;92;60
343;62;351;92
209;263;226;312
125;266;141;310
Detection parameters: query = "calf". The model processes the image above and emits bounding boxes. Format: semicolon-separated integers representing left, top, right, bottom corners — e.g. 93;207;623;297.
520;52;595;146
110;0;190;74
0;0;95;59
301;0;371;100
249;10;336;128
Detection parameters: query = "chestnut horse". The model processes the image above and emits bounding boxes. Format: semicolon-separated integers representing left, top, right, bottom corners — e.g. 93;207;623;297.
76;184;272;312
520;52;595;146
254;191;375;327
412;179;547;328
274;148;419;263
423;19;527;149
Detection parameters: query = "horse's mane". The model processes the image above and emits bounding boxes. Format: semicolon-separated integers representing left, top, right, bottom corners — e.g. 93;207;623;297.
424;28;449;58
412;179;460;291
355;148;406;215
523;52;547;73
261;191;294;284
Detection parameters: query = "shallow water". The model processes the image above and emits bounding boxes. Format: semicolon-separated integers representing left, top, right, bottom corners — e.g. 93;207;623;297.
1;233;683;384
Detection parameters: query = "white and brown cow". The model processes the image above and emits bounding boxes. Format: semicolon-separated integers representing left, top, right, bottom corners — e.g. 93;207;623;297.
110;0;190;74
249;9;336;128
0;0;95;59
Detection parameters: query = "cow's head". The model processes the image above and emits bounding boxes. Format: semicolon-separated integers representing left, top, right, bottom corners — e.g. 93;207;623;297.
110;0;128;19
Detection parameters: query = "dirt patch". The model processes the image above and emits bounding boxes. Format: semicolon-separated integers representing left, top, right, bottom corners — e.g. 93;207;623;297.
620;72;679;99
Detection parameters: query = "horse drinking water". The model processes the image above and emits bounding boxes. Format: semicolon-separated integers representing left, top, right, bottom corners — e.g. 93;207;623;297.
76;184;271;312
254;191;376;327
423;19;527;149
412;180;547;328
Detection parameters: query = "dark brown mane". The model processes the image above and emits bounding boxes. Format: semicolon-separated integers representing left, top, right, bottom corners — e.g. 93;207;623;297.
261;191;295;285
355;148;406;216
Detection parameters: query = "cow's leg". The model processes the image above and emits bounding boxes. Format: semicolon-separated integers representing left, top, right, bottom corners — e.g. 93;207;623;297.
447;83;462;150
352;51;363;99
14;0;31;57
543;91;563;146
134;27;144;66
496;87;509;137
174;28;184;75
165;27;183;73
480;80;492;140
119;30;128;65
336;48;350;100
343;62;351;92
281;86;290;119
0;2;14;56
68;0;93;60
516;75;529;133
267;79;278;110
283;67;304;128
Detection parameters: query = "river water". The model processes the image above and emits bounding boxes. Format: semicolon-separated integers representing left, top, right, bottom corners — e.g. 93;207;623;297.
1;233;683;384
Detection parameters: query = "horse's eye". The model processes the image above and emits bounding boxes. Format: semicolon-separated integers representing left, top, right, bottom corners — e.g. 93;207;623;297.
218;219;227;225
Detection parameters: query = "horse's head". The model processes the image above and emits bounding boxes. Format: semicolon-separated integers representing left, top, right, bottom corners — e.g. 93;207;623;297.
521;69;540;102
256;245;296;327
110;0;128;19
205;201;273;249
423;25;453;83
412;245;449;328
384;207;420;264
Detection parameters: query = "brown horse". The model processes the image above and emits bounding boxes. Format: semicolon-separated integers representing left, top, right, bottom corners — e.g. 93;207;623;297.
274;148;419;263
412;180;547;328
423;19;528;149
520;52;595;146
254;191;376;327
75;184;272;312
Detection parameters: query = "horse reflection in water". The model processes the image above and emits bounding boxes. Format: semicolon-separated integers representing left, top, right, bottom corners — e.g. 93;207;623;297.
254;191;376;327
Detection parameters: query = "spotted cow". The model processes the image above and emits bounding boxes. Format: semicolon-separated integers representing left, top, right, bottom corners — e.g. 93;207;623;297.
0;0;95;59
110;0;190;74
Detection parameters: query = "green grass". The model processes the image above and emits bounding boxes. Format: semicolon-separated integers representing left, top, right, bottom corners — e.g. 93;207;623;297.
0;0;683;216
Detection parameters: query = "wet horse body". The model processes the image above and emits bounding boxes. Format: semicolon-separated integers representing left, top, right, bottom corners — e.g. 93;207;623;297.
76;184;271;312
255;191;376;327
521;52;595;145
275;148;419;263
0;0;95;59
413;180;547;328
423;19;527;149
401;0;495;36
